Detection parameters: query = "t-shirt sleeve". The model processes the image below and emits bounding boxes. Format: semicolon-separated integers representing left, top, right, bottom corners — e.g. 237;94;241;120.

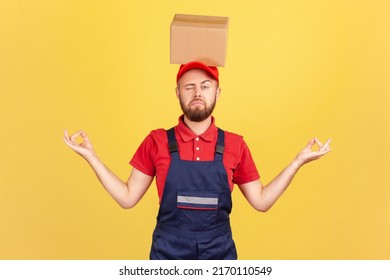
232;139;260;185
129;133;156;177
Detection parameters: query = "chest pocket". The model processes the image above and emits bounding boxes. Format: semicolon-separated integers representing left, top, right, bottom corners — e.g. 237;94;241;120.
177;191;219;210
176;191;220;230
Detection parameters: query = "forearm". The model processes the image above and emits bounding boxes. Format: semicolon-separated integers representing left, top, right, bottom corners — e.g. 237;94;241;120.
240;137;331;212
85;155;130;208
63;129;151;208
260;159;301;210
259;137;332;210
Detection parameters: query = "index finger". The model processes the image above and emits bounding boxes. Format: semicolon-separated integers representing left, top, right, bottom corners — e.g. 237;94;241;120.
64;129;70;139
321;138;332;151
71;130;83;141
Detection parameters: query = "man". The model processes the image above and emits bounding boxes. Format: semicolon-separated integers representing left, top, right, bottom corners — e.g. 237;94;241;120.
63;61;331;260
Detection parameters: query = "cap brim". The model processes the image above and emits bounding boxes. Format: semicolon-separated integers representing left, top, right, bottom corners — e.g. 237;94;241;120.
177;61;219;83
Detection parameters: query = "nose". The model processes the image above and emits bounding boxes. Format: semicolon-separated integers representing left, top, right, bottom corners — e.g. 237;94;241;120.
194;86;202;97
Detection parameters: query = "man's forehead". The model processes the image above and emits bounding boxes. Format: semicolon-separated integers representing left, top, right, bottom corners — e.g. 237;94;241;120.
182;80;213;88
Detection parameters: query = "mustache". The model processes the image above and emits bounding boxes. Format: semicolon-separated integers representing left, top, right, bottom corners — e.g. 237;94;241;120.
189;98;206;105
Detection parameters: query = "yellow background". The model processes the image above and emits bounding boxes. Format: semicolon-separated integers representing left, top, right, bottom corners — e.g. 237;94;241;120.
1;0;389;259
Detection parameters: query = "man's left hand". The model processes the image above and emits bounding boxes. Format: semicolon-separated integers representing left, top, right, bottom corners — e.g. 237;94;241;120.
294;138;332;167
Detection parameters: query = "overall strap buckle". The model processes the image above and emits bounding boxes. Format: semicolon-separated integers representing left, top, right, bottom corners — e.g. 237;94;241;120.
167;128;178;153
215;128;225;161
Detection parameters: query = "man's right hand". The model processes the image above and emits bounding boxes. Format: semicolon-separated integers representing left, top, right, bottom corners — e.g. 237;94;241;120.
62;129;153;209
63;129;96;161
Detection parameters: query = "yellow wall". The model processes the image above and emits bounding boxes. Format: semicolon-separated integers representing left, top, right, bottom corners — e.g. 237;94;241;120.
0;0;389;259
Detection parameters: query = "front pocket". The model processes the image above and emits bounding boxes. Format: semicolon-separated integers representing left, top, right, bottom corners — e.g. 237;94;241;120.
177;191;219;210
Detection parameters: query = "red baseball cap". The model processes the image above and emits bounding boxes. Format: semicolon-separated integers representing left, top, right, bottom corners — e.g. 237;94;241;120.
176;61;219;84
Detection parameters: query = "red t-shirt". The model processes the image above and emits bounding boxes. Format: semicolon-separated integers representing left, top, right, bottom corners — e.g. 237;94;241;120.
130;116;260;202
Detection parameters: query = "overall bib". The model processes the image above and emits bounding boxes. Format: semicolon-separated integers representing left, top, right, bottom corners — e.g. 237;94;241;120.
149;128;237;260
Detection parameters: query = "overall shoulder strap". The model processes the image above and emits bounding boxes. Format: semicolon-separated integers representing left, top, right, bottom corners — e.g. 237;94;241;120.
166;128;179;159
215;128;225;161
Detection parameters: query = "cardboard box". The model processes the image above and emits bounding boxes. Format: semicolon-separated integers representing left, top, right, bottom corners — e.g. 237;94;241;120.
170;14;229;67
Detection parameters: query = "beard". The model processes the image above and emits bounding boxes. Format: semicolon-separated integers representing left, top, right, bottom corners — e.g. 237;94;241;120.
179;95;217;122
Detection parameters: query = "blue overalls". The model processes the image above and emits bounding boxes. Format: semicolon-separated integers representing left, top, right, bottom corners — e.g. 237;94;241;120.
149;128;237;260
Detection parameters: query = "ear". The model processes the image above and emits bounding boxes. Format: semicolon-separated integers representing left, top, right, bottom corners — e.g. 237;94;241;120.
175;87;180;99
216;88;221;99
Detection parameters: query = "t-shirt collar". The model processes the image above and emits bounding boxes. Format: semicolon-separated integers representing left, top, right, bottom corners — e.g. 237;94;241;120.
176;115;217;142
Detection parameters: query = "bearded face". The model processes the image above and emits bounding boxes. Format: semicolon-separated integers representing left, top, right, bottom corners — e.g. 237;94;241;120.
178;91;217;122
176;69;220;123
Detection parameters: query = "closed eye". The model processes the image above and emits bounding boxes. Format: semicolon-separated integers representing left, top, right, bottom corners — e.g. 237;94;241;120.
184;86;195;91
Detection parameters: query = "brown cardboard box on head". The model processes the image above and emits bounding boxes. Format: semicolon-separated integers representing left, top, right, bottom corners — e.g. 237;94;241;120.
170;14;229;67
